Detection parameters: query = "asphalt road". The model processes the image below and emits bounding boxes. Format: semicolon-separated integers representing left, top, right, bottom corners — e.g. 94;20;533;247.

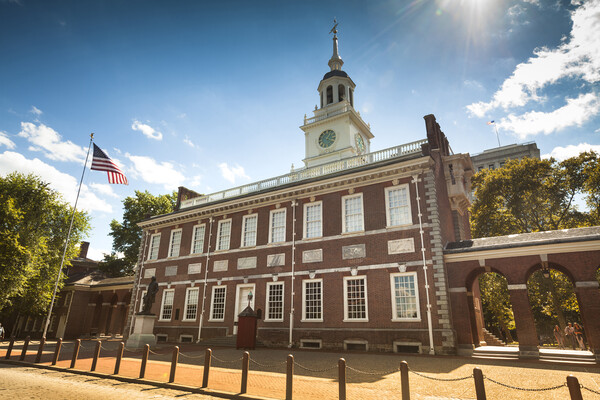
0;363;219;400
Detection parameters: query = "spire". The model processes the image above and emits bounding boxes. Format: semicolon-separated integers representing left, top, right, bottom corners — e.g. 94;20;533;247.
328;19;343;71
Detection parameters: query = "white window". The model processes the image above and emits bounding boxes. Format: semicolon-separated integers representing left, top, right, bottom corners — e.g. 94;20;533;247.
168;229;182;258
342;193;364;233
266;282;284;321
138;290;147;312
269;209;286;243
209;285;226;321
216;219;232;251
302;279;323;321
385;185;412;227
160;289;175;321
241;214;258;247
148;233;161;260
390;272;420;321
303;202;322;239
191;224;206;254
343;276;368;321
183;287;199;321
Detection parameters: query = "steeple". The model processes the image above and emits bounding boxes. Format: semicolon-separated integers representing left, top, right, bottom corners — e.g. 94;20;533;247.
328;20;343;71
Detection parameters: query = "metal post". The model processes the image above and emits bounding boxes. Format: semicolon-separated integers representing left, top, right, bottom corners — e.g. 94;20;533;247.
20;336;30;361
139;344;149;379
202;348;212;388
35;337;46;363
473;367;486;400
286;354;294;400
169;346;179;383
400;361;410;400
338;358;346;400
5;337;14;359
114;342;124;375
241;351;250;394
70;339;80;369
566;375;583;400
52;338;62;365
91;340;101;371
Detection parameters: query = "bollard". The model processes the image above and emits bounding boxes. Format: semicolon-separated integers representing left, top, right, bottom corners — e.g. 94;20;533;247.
114;342;124;375
20;336;31;361
286;354;294;400
240;351;250;394
338;358;347;400
91;340;101;371
35;337;46;363
202;348;212;388
52;338;62;365
566;375;583;400
139;344;150;379
6;337;15;359
70;339;81;369
473;367;486;400
400;361;410;400
169;346;179;383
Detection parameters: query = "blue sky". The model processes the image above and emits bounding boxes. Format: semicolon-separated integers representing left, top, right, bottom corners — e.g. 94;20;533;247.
1;0;599;260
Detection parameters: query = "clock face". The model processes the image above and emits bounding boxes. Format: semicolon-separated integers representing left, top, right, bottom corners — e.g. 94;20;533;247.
355;134;366;153
318;130;336;148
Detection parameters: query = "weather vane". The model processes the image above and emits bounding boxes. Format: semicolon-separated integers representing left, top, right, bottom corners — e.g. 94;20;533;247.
329;18;338;35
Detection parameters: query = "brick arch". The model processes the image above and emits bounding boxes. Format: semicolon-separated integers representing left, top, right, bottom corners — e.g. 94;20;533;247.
524;261;577;284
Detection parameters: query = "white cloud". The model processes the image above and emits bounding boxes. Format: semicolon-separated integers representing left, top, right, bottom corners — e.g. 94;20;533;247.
86;246;110;262
542;143;600;161
17;122;87;162
177;113;187;119
89;183;120;198
498;92;600;139
0;151;112;213
30;106;43;115
218;162;249;184
132;120;163;140
0;131;16;149
126;153;185;189
189;175;202;187
183;136;195;148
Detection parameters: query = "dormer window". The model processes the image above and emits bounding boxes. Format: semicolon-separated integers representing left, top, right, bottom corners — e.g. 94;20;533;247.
326;85;333;105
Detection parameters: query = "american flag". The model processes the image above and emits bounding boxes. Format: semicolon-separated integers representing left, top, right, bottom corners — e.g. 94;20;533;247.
90;143;128;185
487;120;495;125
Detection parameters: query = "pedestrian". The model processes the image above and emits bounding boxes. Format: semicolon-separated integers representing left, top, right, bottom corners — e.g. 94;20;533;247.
573;322;585;350
564;322;576;350
0;322;4;340
553;325;564;349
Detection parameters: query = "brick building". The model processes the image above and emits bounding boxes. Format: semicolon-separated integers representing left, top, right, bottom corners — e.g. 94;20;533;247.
126;29;473;354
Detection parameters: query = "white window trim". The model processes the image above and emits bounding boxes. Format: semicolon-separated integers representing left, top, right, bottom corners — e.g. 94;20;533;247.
343;275;369;322
268;208;287;244
265;281;285;322
341;193;364;233
179;334;194;343
138;290;147;312
159;289;175;321
343;339;369;351
300;339;322;349
167;228;182;258
216;219;232;251
234;283;256;322
303;201;323;239
241;214;258;248
301;278;323;322
209;285;227;322
191;224;206;255
148;233;161;260
384;184;412;227
390;271;421;322
183;287;199;321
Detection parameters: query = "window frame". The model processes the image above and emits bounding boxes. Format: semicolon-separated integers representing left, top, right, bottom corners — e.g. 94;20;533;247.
216;218;232;251
389;271;421;322
159;289;175;321
384;185;412;227
241;214;258;248
138;290;147;312
343;275;369;322
209;285;227;322
183;287;199;321
167;228;182;258
341;193;364;233
268;208;287;243
265;281;285;322
191;224;206;255
301;278;323;322
303;201;323;239
148;233;161;260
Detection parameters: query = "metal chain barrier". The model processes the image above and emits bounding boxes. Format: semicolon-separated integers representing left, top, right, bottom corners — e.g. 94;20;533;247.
123;346;143;353
346;365;400;376
179;351;206;360
484;375;567;392
581;384;600;395
293;361;338;373
409;367;473;382
211;354;244;364
249;358;288;368
147;348;162;355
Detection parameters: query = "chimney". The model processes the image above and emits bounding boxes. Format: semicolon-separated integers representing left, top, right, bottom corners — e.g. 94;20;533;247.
79;241;90;259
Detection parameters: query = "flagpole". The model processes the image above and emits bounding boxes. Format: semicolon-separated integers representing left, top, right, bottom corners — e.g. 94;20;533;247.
42;133;94;339
494;124;501;147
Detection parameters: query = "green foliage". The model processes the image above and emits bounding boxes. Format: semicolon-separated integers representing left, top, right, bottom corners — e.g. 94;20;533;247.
478;273;515;343
98;252;133;277
109;190;176;270
0;173;90;314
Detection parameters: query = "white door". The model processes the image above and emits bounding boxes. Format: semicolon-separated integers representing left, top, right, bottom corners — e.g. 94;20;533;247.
233;284;255;335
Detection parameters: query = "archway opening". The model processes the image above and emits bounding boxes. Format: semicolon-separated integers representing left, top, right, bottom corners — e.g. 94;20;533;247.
477;272;517;345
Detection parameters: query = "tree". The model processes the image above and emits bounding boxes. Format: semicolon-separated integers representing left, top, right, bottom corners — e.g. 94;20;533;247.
98;252;132;277
0;173;90;314
478;273;515;343
108;190;177;270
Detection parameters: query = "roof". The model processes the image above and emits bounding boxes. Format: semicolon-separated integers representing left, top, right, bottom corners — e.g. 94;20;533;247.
322;69;349;80
66;270;134;288
444;226;600;254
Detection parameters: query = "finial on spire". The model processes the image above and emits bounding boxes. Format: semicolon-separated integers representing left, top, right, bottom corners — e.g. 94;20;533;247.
328;19;343;71
329;18;338;36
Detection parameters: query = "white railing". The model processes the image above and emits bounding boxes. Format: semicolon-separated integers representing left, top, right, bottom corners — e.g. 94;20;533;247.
180;139;428;209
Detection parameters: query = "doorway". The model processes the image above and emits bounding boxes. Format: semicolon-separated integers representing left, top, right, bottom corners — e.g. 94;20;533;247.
234;283;255;335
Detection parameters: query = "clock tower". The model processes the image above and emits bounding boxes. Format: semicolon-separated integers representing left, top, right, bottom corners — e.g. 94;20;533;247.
301;22;374;168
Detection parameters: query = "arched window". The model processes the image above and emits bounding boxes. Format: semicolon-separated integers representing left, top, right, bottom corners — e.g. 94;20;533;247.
349;89;354;107
338;84;346;102
320;91;323;108
326;85;333;105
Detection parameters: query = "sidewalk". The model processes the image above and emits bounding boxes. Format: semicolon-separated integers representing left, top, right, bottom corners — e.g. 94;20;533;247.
1;340;599;399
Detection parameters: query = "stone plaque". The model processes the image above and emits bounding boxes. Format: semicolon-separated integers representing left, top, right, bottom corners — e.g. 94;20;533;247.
213;260;228;272
267;253;285;267
165;266;178;276
342;244;366;260
188;263;202;275
143;268;156;279
302;249;323;263
388;238;415;255
237;256;257;270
